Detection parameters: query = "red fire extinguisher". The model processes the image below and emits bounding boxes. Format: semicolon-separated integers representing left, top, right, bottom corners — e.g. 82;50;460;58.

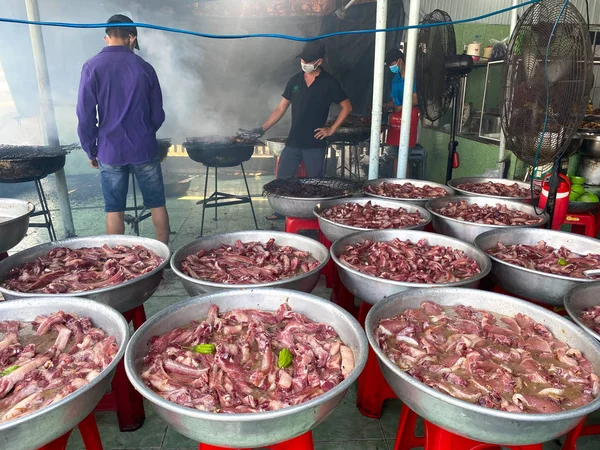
537;173;571;230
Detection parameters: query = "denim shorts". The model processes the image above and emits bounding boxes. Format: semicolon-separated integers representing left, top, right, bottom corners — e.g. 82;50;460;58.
98;157;166;213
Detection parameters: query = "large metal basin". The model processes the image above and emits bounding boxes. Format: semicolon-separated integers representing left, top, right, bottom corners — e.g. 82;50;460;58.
0;297;128;450
425;196;549;244
0;235;170;313
170;231;329;296
366;287;600;445
0;199;34;253
363;178;454;206
124;288;368;448
330;229;491;305
268;193;348;219
264;137;286;157
579;134;600;158
448;177;535;202
314;197;431;243
564;281;600;342
475;228;600;306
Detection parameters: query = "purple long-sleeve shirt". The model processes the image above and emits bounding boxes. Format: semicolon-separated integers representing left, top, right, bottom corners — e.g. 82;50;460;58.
76;46;165;165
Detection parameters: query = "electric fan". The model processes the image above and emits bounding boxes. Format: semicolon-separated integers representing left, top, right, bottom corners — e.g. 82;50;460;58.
501;0;593;222
416;9;473;183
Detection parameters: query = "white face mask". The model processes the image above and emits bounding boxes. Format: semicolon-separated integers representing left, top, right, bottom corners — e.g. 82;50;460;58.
301;61;319;73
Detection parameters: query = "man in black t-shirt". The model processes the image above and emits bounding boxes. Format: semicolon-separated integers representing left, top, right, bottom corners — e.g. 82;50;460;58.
255;41;352;182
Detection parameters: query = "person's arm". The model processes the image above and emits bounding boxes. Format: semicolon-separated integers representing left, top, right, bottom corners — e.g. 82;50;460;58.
149;67;165;132
315;99;352;140
261;97;291;133
76;64;98;165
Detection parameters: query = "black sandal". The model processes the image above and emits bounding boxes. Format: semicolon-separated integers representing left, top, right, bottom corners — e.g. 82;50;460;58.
266;212;284;221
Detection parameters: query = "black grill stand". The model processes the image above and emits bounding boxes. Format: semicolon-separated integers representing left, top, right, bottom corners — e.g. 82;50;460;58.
30;178;57;241
124;173;151;236
198;163;258;237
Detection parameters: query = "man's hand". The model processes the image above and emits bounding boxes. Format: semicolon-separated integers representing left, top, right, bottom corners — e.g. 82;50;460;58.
89;159;99;169
251;127;265;137
314;127;334;140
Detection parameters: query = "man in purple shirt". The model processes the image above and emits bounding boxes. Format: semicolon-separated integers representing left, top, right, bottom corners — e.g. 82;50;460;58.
76;14;170;244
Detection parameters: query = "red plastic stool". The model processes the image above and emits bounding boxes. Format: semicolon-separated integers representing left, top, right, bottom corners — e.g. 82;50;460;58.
492;285;567;316
562;418;600;450
565;212;599;238
38;413;102;450
392;404;425;450
356;301;397;418
275;158;308;178
95;305;147;431
198;431;314;450
423;420;542;450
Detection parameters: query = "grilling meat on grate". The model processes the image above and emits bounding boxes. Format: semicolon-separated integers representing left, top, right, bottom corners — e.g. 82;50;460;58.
321;201;427;229
581;306;600;334
366;182;448;199
456;181;534;198
180;239;320;284
141;303;354;413
1;245;163;294
486;241;600;279
433;201;543;226
0;311;117;423
376;302;599;413
339;238;481;283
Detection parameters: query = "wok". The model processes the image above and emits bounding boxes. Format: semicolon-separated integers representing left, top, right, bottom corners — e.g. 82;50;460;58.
0;297;128;450
363;178;454;206
425;196;549;244
170;230;329;295
564;281;600;342
0;199;35;253
124;288;368;448
366;287;600;445
313;197;431;243
184;137;255;168
0;235;170;313
448;177;537;202
474;228;600;306
330;229;491;305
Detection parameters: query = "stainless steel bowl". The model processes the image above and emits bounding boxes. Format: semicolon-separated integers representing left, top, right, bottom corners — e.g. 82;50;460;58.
170;231;329;296
448;177;536;202
425;196;549;244
475;228;600;306
564;282;600;342
268;193;349;219
330;229;491;305
366;287;600;445
0;297;128;450
264;138;286;157
363;178;455;207
314;197;432;243
124;288;368;448
579;134;600;158
0;235;170;313
0;199;35;253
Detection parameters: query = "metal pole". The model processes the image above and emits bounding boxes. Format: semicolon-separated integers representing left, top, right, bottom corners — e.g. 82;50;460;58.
25;0;75;237
498;0;519;165
367;0;388;180
396;0;420;178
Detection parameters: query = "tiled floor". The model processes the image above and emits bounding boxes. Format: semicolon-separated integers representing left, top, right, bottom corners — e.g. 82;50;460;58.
2;172;600;450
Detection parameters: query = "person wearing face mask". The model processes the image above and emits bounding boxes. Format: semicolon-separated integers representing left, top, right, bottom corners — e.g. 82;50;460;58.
76;14;170;244
254;41;352;219
383;48;418;112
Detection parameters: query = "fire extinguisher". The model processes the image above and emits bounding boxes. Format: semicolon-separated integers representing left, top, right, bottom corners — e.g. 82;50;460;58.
537;173;571;230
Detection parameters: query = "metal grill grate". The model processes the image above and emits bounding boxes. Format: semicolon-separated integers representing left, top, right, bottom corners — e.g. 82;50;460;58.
0;144;77;161
263;177;361;198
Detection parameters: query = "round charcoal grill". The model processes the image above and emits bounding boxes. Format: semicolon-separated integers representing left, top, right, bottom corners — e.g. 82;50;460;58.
183;136;259;236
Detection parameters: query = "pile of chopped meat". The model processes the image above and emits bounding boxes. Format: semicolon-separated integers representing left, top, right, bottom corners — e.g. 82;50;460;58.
366;182;449;199
320;201;427;229
457;181;534;198
1;245;163;294
433;201;543;226
580;306;600;334
141;303;354;413
486;241;600;279
376;302;600;413
0;311;118;423
180;239;320;284
339;238;481;283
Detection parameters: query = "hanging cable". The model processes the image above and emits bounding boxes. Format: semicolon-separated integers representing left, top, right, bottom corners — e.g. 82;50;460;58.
0;0;539;42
